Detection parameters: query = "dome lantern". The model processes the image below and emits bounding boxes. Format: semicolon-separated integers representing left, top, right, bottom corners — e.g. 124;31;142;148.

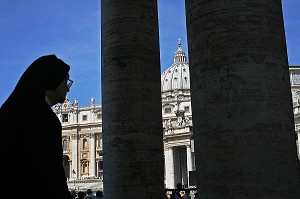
174;38;187;63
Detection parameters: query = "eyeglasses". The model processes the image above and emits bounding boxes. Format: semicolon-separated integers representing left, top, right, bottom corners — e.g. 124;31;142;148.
67;79;73;89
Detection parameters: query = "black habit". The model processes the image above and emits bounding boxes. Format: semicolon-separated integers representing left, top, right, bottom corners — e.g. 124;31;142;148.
0;55;72;199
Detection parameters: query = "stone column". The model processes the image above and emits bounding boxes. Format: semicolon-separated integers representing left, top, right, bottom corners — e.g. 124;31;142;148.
185;0;300;198
297;131;300;160
89;133;96;177
99;135;103;149
165;147;175;188
101;1;164;198
186;144;193;186
69;161;72;180
71;134;78;179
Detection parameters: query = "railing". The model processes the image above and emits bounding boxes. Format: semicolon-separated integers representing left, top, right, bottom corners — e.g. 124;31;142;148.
67;177;102;184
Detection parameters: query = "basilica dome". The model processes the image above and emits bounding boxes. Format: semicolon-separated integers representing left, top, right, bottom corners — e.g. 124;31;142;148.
161;39;190;92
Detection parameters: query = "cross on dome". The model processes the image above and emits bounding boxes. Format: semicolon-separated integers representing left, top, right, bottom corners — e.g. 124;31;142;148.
174;38;186;63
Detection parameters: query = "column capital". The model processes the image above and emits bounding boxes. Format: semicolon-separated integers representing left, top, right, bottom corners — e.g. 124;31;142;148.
167;146;174;151
89;133;95;139
71;134;78;140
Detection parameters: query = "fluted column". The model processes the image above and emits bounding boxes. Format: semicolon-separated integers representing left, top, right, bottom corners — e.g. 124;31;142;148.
101;1;164;198
71;134;78;179
89;133;96;176
185;0;300;198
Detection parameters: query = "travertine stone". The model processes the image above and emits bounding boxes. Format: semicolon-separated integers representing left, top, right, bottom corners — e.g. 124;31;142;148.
185;0;300;198
101;0;165;198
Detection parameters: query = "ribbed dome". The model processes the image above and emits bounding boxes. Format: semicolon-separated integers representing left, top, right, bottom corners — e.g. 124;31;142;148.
161;39;190;92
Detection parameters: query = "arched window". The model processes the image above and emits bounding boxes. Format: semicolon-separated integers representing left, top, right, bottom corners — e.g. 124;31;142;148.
83;162;88;173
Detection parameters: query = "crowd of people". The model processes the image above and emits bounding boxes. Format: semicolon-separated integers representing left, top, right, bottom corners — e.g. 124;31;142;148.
70;189;104;199
165;183;197;199
70;185;198;199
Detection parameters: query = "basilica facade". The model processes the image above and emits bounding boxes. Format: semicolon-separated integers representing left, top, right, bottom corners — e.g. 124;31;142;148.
289;66;300;160
54;41;300;190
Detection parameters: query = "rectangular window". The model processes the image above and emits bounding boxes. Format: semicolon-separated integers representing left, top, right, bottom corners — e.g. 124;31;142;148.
98;161;104;177
165;107;171;114
82;115;87;121
62;114;68;122
184;106;190;113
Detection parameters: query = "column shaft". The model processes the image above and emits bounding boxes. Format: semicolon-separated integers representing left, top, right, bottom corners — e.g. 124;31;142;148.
165;147;175;188
72;134;78;179
101;0;165;198
185;0;300;198
89;134;96;176
186;144;193;186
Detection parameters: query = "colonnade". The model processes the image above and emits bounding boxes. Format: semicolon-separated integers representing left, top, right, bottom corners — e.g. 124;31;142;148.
101;0;300;198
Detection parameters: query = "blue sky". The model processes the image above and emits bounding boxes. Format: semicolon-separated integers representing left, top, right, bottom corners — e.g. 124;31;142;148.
0;1;299;107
